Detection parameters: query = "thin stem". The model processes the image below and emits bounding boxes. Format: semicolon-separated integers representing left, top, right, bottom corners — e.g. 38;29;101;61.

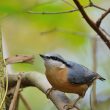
92;37;97;107
26;5;90;15
100;27;110;37
26;9;77;14
19;93;32;110
92;4;106;11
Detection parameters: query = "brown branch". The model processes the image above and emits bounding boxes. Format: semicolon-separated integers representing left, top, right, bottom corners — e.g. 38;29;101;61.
5;55;34;64
19;93;32;110
96;8;110;27
15;93;20;110
73;0;110;49
9;74;22;110
7;72;77;110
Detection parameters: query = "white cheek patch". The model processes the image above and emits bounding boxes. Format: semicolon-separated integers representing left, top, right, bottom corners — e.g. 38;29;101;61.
46;59;65;69
59;64;65;69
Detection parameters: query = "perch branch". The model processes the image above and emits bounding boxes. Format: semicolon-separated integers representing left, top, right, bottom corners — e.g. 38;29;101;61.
7;72;77;110
72;0;110;49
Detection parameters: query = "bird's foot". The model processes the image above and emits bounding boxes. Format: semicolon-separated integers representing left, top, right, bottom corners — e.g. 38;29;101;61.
63;102;80;110
64;96;81;110
45;88;53;98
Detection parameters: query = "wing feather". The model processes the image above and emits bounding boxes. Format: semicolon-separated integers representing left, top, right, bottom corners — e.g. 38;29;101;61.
67;61;98;85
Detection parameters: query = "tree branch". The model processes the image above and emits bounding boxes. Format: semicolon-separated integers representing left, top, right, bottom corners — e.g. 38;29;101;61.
96;8;110;27
73;0;110;49
7;72;77;110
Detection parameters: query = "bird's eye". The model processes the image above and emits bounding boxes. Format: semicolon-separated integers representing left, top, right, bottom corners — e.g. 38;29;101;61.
51;56;58;60
54;57;57;60
45;56;50;59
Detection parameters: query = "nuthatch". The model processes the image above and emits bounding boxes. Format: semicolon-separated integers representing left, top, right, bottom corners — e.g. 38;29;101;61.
40;53;105;109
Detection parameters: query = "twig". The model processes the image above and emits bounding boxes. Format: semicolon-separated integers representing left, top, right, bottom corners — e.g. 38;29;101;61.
40;28;90;36
100;27;110;37
9;74;22;110
72;0;110;49
7;72;77;110
96;8;110;27
15;93;20;110
5;55;34;64
91;4;106;11
19;93;32;110
26;9;79;15
26;5;90;15
88;0;106;11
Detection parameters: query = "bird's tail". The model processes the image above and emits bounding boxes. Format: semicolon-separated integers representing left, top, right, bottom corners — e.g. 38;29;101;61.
98;76;106;81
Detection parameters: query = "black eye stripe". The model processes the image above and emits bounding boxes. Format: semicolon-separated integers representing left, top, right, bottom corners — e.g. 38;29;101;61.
46;56;71;67
51;56;59;60
45;56;50;59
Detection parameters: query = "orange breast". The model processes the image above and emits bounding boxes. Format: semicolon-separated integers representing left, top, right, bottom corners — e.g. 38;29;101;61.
45;67;88;96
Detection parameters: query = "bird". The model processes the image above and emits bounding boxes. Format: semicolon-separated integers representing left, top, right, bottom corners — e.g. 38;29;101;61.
40;53;105;110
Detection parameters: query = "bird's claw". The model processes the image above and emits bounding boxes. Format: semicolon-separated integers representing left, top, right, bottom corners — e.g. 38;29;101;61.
45;88;53;98
63;104;73;110
63;104;80;110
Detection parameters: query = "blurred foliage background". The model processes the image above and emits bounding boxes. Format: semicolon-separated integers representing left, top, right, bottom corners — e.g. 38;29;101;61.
0;0;110;110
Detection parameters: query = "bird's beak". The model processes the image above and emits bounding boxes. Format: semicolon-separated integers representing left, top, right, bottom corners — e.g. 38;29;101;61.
39;54;46;60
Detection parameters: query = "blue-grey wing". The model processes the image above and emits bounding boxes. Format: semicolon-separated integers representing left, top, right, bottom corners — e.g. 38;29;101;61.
67;61;97;85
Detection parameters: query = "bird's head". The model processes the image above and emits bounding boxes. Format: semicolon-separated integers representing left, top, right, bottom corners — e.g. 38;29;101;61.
40;53;68;70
